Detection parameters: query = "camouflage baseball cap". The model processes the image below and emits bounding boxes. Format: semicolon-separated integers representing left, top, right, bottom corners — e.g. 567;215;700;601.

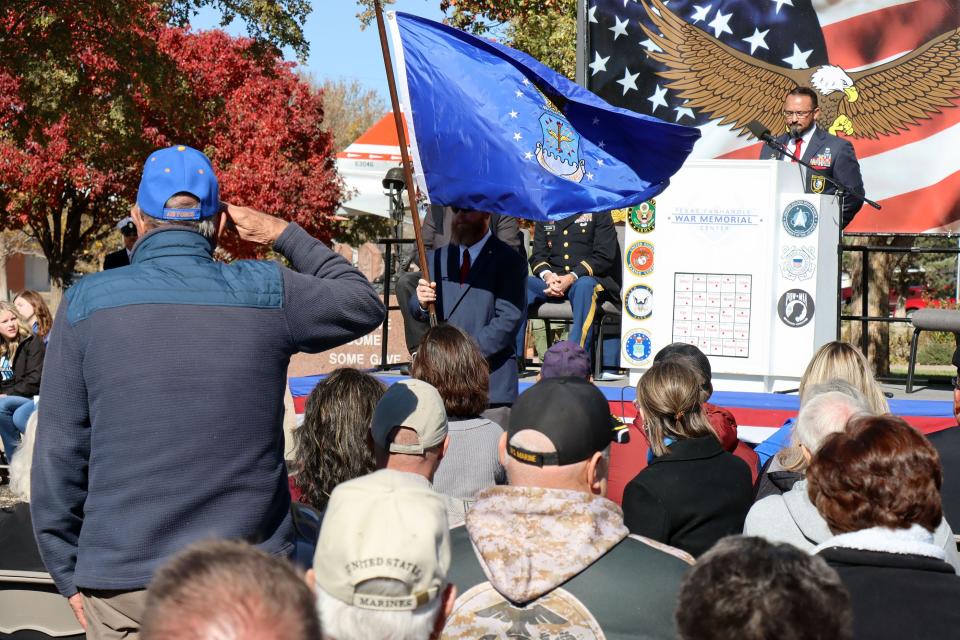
313;469;450;610
507;377;618;466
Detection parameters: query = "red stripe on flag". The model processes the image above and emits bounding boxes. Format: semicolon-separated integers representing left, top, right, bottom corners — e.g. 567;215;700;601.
293;395;307;414
850;109;960;160
848;170;960;232
821;0;958;70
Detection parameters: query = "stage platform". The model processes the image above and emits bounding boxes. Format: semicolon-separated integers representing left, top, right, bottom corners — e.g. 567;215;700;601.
288;372;957;504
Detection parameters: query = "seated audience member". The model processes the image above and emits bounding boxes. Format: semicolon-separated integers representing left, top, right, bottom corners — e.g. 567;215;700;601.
754;341;888;466
622;360;753;556
653;342;759;481
754;380;867;500
370;378;449;484
312;470;455;640
676;536;853;640
810;415;960;638
746;387;960;570
928;420;960;530
289;368;385;568
411;325;505;524
538;339;592;380
291;368;385;509
140;540;319;640
0;301;45;462
443;377;692;640
0;412;44;572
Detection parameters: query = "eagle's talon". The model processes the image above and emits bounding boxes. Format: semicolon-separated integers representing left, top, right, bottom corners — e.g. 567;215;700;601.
829;115;854;136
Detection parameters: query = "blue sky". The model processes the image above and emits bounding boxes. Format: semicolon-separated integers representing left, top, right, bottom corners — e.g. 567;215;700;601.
189;1;443;99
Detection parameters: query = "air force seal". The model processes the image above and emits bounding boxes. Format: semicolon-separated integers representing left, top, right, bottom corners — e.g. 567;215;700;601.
782;200;818;237
626;241;654;276
623;329;653;365
780;246;816;281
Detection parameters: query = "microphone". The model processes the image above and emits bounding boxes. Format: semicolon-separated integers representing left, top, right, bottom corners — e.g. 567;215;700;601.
747;120;776;144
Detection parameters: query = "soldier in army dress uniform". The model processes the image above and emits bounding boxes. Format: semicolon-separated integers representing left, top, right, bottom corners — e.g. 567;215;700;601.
519;211;621;363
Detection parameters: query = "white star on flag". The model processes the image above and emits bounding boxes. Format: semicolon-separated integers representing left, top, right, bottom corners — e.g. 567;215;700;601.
588;5;598;23
515;90;522;98
782;43;813;69
508;110;518;119
690;4;711;23
648;84;668;113
598;140;606;148
640;38;663;53
609;16;629;40
771;0;794;15
674;103;695;121
616;67;640;95
589;51;610;75
586;172;595;181
708;10;733;38
742;28;769;55
513;132;523;141
597;159;605;166
524;151;534;160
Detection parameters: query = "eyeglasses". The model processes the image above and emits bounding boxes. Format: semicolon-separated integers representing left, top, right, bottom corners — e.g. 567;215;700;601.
783;110;815;118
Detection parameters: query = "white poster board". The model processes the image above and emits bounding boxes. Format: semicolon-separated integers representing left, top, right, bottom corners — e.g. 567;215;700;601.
621;159;839;392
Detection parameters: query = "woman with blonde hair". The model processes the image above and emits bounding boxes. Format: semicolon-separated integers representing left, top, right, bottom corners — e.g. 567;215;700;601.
754;341;888;469
0;300;45;463
621;360;754;556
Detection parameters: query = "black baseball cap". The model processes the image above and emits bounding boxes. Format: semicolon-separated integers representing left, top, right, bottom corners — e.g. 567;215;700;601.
507;377;617;466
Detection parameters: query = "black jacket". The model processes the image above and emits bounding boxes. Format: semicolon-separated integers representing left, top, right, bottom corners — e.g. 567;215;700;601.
0;334;44;398
102;248;130;270
622;436;753;557
819;546;960;639
928;425;960;530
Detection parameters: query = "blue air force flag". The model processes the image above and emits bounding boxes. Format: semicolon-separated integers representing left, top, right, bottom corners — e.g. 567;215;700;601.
386;12;701;221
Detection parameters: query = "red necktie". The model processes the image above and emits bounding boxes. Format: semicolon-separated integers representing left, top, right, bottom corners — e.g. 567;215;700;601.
460;249;471;284
792;138;803;162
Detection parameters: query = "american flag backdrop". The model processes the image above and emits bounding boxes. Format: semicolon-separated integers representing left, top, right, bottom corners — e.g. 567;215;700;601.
585;0;960;233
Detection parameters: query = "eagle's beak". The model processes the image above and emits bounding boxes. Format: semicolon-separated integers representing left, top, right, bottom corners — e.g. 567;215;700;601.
843;86;859;102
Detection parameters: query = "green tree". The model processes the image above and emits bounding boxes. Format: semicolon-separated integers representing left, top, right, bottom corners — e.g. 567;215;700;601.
318;77;387;151
355;0;576;77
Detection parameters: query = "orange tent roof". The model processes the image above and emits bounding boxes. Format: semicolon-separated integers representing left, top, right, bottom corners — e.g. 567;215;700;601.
350;112;409;147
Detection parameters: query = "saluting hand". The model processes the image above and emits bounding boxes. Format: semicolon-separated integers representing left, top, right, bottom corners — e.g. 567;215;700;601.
220;203;289;246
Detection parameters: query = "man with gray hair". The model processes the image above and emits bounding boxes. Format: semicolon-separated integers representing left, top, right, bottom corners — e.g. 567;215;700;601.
310;469;456;640
31;144;385;637
140;540;320;640
443;377;692;639
745;382;960;569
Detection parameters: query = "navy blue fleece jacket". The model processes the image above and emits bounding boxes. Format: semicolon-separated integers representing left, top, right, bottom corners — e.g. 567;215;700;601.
31;223;385;597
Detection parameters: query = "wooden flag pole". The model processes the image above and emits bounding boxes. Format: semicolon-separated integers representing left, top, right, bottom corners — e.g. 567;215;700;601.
373;1;437;327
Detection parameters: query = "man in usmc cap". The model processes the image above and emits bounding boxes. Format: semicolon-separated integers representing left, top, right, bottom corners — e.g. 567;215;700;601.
311;469;456;639
443;377;691;640
31;144;385;637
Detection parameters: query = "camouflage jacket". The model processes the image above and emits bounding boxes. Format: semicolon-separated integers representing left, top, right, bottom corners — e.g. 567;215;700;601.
442;486;693;640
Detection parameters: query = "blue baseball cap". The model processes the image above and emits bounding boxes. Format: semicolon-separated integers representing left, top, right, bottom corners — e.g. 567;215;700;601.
136;145;219;220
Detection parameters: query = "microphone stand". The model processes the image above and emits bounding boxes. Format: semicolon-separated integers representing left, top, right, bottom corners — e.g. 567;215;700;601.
759;136;881;340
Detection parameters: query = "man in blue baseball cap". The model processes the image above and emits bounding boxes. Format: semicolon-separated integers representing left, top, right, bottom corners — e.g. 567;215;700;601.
31;144;386;637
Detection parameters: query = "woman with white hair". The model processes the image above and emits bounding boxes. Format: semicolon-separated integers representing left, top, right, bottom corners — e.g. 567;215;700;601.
744;384;960;570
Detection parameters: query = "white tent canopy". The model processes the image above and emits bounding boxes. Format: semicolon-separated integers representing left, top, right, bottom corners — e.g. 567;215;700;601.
336;113;408;219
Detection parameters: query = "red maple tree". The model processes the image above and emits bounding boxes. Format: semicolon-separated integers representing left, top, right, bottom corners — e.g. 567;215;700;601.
0;3;339;289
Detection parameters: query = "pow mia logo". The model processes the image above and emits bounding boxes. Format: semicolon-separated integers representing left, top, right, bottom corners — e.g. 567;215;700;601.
628;200;655;233
623;329;653;365
782;200;818;237
626;241;654;276
778;289;815;328
625;284;653;320
780;246;816;281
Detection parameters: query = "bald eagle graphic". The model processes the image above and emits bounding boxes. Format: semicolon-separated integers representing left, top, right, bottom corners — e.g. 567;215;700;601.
639;0;960;140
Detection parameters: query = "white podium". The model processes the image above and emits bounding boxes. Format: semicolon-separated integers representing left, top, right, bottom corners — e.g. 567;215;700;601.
620;159;840;392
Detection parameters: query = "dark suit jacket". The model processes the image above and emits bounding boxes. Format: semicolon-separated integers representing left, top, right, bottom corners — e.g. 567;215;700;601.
759;126;864;228
928;426;960;530
409;235;527;405
621;435;753;557
530;211;621;299
102;248;130;270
